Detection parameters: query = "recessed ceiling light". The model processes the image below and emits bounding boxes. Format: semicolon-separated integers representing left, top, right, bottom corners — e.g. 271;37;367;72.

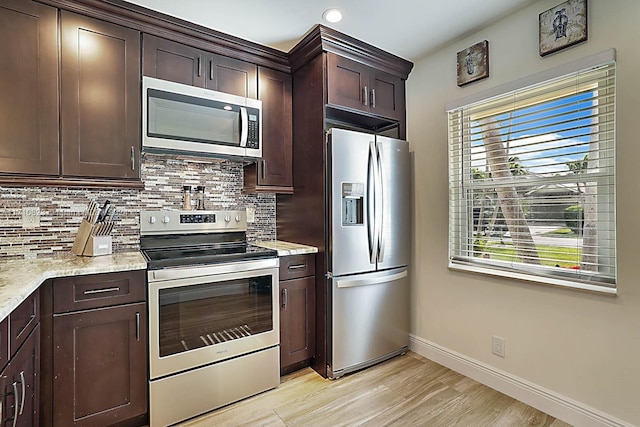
322;8;342;23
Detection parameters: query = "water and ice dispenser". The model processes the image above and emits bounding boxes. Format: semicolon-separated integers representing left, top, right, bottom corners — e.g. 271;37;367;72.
341;182;364;226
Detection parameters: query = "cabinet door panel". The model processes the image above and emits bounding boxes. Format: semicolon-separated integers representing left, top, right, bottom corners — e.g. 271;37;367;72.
0;0;58;175
257;67;292;188
11;326;39;427
53;303;147;427
208;55;257;98
369;69;405;121
326;53;368;113
142;34;205;87
60;12;140;179
280;277;315;369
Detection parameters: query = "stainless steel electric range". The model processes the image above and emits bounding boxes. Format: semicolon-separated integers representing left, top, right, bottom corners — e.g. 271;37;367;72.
140;210;279;427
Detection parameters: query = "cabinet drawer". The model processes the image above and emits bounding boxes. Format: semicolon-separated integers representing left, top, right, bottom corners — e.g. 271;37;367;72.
53;270;146;314
279;254;316;280
9;289;39;358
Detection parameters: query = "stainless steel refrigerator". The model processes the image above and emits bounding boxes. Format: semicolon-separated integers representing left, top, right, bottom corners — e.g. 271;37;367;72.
326;128;410;379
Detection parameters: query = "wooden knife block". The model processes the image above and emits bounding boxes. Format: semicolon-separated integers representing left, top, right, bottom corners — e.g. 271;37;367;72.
72;219;113;256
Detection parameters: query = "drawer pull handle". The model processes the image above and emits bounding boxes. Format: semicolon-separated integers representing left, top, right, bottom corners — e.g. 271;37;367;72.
83;287;120;295
288;264;307;270
282;289;288;309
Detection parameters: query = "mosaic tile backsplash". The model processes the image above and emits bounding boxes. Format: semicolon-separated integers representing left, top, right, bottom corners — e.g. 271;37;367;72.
0;152;276;259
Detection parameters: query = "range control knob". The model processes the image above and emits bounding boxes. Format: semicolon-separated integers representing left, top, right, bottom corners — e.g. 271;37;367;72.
224;215;231;223
148;216;157;224
235;215;242;222
161;215;171;224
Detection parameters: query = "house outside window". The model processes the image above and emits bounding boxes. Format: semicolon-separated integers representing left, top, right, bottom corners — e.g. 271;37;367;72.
447;58;616;293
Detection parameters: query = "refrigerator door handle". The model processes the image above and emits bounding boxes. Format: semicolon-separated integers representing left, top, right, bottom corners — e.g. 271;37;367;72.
367;141;377;264
375;140;385;262
336;270;408;288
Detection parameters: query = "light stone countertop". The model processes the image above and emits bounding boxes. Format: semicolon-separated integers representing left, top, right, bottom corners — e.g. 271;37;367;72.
253;240;318;256
0;251;147;321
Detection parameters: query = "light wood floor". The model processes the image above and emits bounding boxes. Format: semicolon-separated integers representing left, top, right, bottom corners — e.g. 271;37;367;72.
178;352;572;427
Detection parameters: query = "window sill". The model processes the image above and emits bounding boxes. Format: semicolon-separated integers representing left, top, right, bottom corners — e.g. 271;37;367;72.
448;262;617;296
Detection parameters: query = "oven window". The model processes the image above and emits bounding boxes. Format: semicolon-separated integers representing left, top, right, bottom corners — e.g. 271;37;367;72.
158;275;273;357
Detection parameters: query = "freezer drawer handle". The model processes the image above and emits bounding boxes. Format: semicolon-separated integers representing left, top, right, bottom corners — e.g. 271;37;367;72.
336;270;407;289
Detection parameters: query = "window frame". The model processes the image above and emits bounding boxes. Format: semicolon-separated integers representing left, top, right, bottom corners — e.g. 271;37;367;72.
446;50;617;295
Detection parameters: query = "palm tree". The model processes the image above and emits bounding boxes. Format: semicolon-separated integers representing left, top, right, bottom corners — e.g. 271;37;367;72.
479;118;540;265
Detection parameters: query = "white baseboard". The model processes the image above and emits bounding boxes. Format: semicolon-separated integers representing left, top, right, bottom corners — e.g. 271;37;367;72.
409;335;633;427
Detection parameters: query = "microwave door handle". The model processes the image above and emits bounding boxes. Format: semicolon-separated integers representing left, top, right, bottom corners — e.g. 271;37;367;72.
240;107;248;148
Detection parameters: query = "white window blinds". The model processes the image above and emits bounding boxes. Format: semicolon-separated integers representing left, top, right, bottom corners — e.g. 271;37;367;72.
448;62;616;292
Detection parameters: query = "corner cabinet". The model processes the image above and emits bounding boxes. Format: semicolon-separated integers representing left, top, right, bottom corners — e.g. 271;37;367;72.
142;34;258;99
42;270;148;427
244;67;293;193
279;254;316;374
60;11;141;179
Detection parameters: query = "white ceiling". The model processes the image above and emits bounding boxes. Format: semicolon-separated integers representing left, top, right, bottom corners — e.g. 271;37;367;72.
124;0;532;61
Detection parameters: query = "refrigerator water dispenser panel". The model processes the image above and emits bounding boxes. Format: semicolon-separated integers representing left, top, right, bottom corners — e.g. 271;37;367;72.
342;182;364;226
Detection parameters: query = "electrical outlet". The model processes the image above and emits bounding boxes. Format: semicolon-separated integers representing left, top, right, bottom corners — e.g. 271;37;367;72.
246;206;256;223
492;336;505;358
22;207;41;228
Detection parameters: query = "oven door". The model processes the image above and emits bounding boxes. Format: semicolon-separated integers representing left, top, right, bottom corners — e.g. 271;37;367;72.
148;259;279;380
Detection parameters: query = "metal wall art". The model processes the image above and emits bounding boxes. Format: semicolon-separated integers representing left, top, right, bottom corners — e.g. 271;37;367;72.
456;40;489;87
539;0;587;56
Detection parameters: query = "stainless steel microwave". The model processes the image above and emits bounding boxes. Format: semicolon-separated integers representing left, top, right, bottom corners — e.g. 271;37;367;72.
142;76;262;160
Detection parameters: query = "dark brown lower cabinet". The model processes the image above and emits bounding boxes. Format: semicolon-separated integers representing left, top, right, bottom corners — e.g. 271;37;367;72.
0;325;40;427
53;302;147;427
279;254;316;374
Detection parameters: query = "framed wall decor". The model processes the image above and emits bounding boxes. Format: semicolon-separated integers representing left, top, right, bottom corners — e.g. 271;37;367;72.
539;0;587;57
456;40;489;87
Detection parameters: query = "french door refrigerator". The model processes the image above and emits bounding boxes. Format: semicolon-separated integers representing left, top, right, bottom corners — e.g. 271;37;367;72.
326;128;410;379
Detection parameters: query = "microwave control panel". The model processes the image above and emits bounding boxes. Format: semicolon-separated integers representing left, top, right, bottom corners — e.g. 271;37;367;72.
246;107;260;149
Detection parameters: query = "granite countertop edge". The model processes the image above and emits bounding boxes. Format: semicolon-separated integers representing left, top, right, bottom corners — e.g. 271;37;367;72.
0;251;147;321
253;240;319;256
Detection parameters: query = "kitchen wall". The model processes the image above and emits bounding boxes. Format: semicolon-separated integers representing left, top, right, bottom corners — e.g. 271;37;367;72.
0;153;275;259
407;0;639;425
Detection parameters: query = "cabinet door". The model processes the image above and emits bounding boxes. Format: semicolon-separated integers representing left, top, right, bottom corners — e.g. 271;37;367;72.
53;303;147;427
0;0;58;175
142;34;206;87
60;12;140;179
280;277;315;369
0;326;39;427
369;68;405;121
207;54;257;98
326;52;369;113
10;326;39;427
257;67;292;188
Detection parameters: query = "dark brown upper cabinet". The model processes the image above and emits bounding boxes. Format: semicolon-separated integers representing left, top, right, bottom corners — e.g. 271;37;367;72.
142;34;206;87
327;52;405;122
207;55;258;99
143;34;258;99
0;0;59;176
60;11;141;179
244;67;293;193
